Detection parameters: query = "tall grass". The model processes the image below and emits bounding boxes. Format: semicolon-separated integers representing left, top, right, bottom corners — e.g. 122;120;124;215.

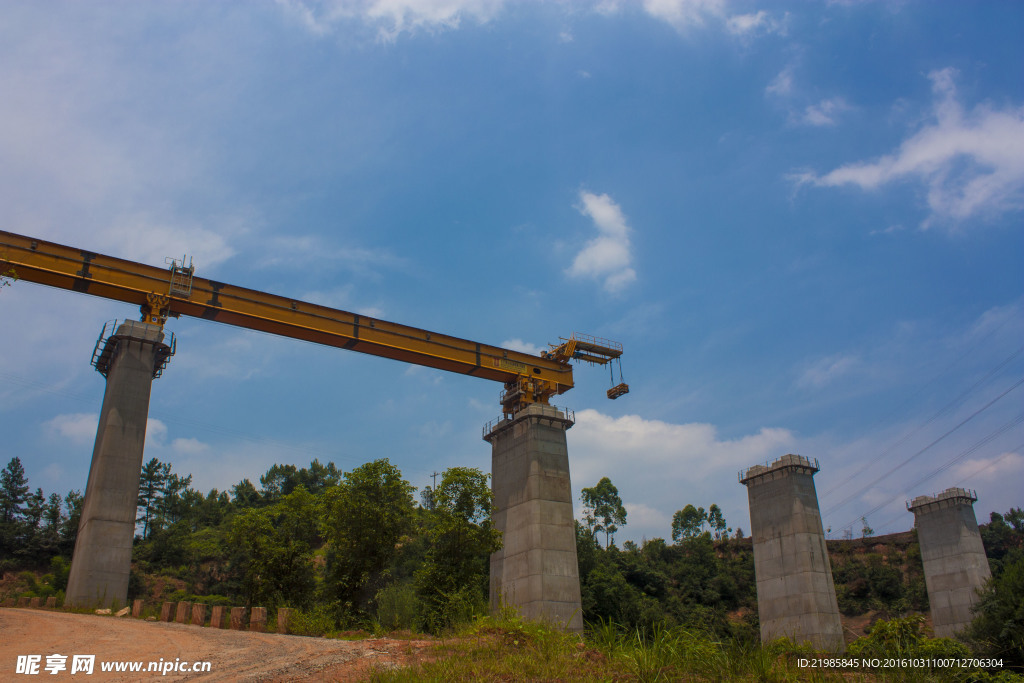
370;613;1017;682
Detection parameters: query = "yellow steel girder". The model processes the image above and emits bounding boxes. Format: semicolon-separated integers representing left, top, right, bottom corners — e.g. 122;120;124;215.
0;230;575;410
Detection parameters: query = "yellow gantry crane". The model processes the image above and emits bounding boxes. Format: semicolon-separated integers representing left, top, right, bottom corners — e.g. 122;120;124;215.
0;231;627;415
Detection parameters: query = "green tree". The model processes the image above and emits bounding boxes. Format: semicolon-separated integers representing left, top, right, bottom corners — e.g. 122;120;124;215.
415;467;501;630
231;479;261;508
60;490;83;556
671;504;707;542
861;516;874;538
320;459;415;615
295;459;341;494
707;503;728;540
0;457;29;524
157;471;193;527
0;457;30;559
40;492;65;557
968;545;1024;665
981;508;1024;575
227;485;319;609
260;463;299;501
581;477;627;549
137;458;169;540
20;487;46;562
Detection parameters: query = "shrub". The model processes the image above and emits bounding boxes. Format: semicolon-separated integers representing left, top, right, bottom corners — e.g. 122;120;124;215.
376;583;419;631
967;552;1024;667
288;605;337;637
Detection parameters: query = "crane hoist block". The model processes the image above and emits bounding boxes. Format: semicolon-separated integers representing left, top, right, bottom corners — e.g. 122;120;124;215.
607;383;630;400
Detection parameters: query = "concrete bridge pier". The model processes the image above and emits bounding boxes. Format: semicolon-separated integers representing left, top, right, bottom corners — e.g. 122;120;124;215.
65;320;173;608
907;488;992;638
484;404;583;631
740;454;844;652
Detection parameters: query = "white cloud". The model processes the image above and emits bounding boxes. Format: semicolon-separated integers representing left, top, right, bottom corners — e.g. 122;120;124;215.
44;413;98;445
501;338;543;356
572;410;795;480
642;0;726;31
0;18;246;274
276;0;505;40
795;68;1024;227
172;329;278;382
145;418;168;450
801;97;850;127
569;409;796;541
953;451;1024;487
302;286;386;318
567;191;637;293
277;0;784;43
797;353;860;389
256;234;404;275
171;437;210;455
622;502;671;535
418;420;453;438
725;10;787;37
97;219;237;269
766;65;794;97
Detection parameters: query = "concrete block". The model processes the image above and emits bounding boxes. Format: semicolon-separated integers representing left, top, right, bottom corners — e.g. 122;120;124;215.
18;597;30;607
175;601;192;624
210;605;226;629
230;607;246;630
909;489;992;638
486;407;582;632
131;599;143;617
1;598;15;607
160;602;174;622
45;597;57;609
278;608;292;633
249;606;267;632
741;454;843;652
190;603;207;626
29;597;42;608
66;321;171;609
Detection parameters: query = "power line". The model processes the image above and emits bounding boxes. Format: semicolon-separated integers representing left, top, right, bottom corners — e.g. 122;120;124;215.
864;439;1024;536
958;440;1024;486
825;374;1024;516
823;343;1024;498
902;413;1024;494
838;411;1024;533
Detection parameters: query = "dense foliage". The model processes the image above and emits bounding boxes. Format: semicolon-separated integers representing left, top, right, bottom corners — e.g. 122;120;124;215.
2;452;1022;664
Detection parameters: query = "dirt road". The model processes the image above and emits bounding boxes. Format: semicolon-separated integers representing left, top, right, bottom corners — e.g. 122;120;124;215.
0;608;433;681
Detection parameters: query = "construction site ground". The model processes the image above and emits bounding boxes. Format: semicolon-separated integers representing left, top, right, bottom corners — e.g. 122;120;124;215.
0;607;435;681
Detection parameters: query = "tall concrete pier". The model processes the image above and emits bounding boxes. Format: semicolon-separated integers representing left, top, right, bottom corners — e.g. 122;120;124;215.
484;404;583;631
907;488;992;638
740;454;844;652
66;321;173;608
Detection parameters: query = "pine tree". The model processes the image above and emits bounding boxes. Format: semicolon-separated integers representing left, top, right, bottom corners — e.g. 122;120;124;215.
20;487;46;561
0;457;29;524
137;458;169;539
60;490;83;556
0;457;30;558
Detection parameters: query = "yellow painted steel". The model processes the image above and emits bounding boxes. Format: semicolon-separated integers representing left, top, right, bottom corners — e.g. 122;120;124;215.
544;332;623;366
0;230;575;412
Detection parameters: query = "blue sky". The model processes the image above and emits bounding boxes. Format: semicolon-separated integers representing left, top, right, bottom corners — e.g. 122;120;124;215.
1;0;1022;544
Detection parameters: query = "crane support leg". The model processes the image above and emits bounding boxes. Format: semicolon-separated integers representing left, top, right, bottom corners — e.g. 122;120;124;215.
65;321;171;608
484;404;583;632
